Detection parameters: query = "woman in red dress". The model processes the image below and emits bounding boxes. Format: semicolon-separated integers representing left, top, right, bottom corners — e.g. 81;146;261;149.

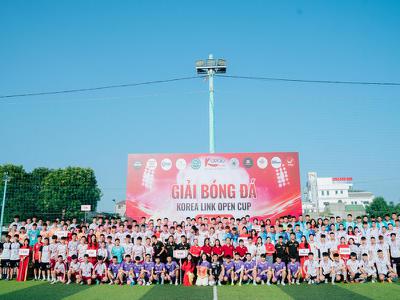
87;234;99;265
17;238;31;281
299;235;311;278
181;254;195;286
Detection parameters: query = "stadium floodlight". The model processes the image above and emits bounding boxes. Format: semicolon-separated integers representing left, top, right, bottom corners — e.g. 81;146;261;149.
196;54;227;153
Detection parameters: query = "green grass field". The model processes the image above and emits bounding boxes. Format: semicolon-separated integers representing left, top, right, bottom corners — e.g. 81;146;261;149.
0;281;399;300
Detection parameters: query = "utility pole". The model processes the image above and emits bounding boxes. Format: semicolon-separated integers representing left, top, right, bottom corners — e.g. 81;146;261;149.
196;54;227;153
0;173;10;235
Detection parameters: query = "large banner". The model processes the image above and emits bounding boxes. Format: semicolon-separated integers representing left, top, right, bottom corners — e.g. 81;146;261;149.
126;152;302;221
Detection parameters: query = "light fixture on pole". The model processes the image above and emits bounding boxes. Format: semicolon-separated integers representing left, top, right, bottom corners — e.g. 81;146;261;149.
0;172;10;234
196;54;227;153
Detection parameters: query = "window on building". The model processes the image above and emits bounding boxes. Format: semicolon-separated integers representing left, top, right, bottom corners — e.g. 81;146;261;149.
327;191;330;196
340;190;343;194
321;191;324;196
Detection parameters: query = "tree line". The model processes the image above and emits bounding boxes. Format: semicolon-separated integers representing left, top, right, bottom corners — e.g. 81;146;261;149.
0;164;101;222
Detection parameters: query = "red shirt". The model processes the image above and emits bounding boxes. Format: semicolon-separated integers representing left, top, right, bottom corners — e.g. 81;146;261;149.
265;243;276;256
212;246;223;256
190;245;202;257
235;245;248;257
33;242;42;260
222;244;234;258
201;245;212;256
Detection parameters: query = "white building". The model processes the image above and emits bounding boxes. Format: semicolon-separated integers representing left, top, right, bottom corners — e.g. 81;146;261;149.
115;200;126;217
304;172;374;214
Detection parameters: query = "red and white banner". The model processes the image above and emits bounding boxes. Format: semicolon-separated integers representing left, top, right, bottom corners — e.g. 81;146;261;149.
126;152;302;221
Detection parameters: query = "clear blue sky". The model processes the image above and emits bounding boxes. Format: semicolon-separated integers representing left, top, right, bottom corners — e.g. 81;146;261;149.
1;0;399;212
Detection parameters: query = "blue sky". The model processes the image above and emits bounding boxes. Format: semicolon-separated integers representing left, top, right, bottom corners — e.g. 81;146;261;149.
1;0;399;212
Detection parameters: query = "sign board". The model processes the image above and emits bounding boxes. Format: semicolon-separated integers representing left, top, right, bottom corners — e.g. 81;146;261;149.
339;247;351;255
19;248;30;256
86;249;97;257
299;248;310;256
126;152;302;222
56;231;69;238
81;205;91;212
173;250;188;259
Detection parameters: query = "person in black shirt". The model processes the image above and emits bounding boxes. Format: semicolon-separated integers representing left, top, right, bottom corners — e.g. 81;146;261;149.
152;235;166;262
275;236;287;262
165;235;176;260
210;254;222;286
175;235;190;251
286;233;299;261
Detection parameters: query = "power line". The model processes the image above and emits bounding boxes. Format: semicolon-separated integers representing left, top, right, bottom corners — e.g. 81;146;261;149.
216;74;400;86
0;76;203;99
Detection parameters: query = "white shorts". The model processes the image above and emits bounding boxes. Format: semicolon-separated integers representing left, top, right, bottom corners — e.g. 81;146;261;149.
196;276;209;286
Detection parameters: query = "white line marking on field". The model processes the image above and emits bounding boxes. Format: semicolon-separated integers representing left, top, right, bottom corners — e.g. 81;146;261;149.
213;285;218;300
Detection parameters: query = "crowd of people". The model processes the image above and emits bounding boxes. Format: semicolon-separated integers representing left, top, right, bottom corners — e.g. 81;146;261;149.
0;213;399;287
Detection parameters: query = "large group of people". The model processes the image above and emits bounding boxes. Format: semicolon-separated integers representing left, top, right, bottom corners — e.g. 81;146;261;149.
0;213;399;287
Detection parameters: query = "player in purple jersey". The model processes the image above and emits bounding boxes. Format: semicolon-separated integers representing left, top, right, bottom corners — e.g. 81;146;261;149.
164;256;179;285
107;256;121;285
272;257;287;285
220;256;235;284
232;253;244;286
196;254;211;286
152;256;165;284
133;256;144;285
142;254;154;285
256;254;273;285
287;256;301;285
243;253;256;285
118;255;135;285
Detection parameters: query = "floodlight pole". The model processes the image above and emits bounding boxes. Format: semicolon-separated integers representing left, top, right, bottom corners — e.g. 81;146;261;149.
0;173;10;234
208;58;215;154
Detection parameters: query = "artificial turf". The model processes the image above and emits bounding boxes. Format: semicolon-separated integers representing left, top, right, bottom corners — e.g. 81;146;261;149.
0;280;399;300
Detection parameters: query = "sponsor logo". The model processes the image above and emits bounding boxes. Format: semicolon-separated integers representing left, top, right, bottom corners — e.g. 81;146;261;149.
286;157;295;167
271;157;282;169
133;161;142;169
229;158;239;169
191;158;201;169
146;159;157;170
257;157;268;169
161;158;172;171
205;157;226;168
243;157;253;168
176;158;187;170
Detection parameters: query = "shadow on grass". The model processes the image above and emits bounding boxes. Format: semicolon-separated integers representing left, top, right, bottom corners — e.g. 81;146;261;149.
1;282;92;300
277;283;373;300
138;285;213;300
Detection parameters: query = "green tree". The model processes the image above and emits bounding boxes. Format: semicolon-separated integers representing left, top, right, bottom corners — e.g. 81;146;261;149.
366;197;390;217
39;167;101;219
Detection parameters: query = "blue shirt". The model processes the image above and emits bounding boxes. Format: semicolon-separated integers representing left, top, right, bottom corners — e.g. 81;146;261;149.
111;246;125;263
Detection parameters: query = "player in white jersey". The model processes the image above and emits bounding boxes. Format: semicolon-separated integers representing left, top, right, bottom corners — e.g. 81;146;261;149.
66;255;80;284
92;256;108;284
39;238;51;281
359;253;377;282
77;254;94;285
303;252;320;284
52;255;66;284
122;235;134;258
77;238;88;262
0;235;12;280
375;250;397;283
346;252;362;282
57;237;68;261
67;234;79;262
331;253;347;284
132;237;146;261
319;252;334;284
9;235;20;280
